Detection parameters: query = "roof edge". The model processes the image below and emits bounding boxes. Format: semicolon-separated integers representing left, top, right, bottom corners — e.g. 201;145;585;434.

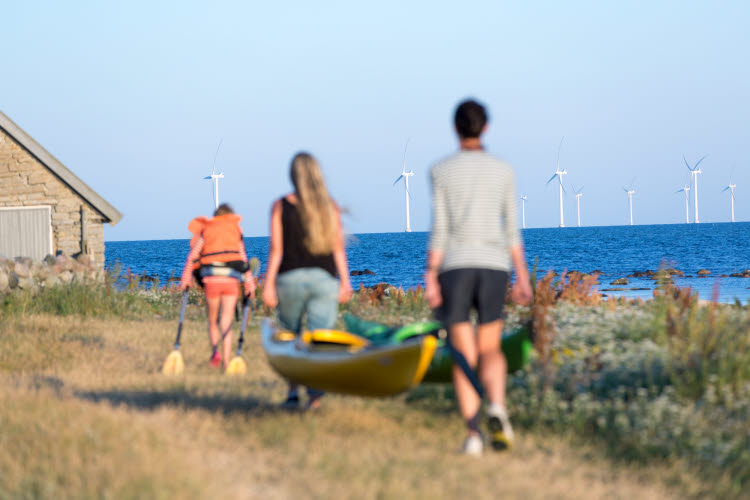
0;111;122;225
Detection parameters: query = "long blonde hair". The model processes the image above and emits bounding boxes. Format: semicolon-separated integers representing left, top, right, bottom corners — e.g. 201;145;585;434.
290;152;337;255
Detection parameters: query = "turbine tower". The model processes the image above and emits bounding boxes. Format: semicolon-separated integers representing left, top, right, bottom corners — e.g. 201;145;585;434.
393;139;414;232
675;186;690;224
623;184;635;226
573;186;583;227
520;195;528;229
204;140;224;210
684;155;706;224
722;181;737;223
546;137;567;228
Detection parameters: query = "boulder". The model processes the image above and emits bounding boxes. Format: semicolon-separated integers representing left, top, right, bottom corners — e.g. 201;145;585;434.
697;269;711;276
43;275;60;288
610;278;628;285
351;269;376;276
13;261;30;278
55;254;73;269
628;270;653;278
8;272;19;289
651;270;670;280
665;268;684;276
76;254;92;267
0;270;8;292
43;254;57;266
17;276;36;291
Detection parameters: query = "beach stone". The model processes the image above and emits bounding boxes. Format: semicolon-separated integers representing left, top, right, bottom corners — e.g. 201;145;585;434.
8;272;19;289
697;269;711;275
610;278;628;285
665;268;684;277
43;254;56;266
59;271;73;284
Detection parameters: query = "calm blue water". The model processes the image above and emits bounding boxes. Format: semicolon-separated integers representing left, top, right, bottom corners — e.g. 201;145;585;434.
106;222;750;302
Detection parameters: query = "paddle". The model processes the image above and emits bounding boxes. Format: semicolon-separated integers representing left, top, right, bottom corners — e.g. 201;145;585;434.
226;257;261;376
161;290;189;375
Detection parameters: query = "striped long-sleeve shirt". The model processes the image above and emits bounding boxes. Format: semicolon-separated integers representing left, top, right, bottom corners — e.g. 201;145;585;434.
429;150;522;272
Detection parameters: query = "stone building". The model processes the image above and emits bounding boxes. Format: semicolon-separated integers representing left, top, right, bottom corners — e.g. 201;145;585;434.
0;111;121;266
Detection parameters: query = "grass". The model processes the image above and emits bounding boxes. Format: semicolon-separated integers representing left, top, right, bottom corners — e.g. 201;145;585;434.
0;274;748;498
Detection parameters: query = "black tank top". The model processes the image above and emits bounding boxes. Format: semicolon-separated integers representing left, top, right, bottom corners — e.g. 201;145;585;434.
278;197;337;277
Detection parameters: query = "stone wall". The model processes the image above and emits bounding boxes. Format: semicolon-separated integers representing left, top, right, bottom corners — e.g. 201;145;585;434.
0;254;103;294
0;128;106;265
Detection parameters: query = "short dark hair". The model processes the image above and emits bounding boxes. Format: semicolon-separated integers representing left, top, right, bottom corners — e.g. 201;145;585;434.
454;99;488;139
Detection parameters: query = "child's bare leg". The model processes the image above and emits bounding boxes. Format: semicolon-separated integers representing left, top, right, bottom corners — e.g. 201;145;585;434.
219;294;237;369
206;296;221;353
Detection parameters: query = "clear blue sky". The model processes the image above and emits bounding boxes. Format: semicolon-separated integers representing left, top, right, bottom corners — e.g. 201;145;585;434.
2;1;748;240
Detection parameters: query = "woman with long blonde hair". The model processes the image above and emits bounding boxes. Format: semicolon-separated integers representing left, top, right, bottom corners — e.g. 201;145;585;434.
262;152;352;409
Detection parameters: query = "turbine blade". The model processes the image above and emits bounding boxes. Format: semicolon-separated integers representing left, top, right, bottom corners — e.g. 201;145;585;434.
694;155;706;169
722;186;729;192
683;155;692;170
556;136;565;169
212;139;223;175
546;173;558;185
204;176;212;180
393;175;404;186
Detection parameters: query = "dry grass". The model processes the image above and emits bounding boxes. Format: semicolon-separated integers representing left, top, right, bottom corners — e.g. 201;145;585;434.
0;313;692;499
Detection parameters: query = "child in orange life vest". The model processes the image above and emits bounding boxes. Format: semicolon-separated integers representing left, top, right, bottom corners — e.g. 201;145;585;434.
180;203;256;370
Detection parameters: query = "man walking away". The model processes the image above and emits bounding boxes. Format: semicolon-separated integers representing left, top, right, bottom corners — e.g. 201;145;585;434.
425;98;533;455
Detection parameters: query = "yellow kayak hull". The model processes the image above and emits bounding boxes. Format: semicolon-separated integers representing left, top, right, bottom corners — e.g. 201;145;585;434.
261;319;437;397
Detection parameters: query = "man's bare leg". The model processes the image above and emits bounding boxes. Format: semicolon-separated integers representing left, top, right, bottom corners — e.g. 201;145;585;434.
477;319;506;409
449;322;480;430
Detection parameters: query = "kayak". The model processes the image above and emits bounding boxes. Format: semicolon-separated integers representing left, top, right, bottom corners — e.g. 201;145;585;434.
342;314;533;382
261;319;438;397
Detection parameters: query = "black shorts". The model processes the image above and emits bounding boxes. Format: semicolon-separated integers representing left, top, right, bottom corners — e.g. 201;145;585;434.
436;268;509;326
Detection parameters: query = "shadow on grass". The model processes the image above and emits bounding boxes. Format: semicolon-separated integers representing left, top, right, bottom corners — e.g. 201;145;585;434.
75;388;290;417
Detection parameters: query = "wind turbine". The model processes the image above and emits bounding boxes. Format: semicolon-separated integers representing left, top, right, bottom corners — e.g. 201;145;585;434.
546;137;567;227
393;139;414;232
204;140;224;211
573;186;583;227
722;180;737;223
623;184;635;226
675;185;690;224
520;195;528;229
684;155;706;223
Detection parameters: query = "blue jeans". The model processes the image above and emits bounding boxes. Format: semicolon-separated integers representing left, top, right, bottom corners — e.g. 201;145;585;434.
276;268;339;334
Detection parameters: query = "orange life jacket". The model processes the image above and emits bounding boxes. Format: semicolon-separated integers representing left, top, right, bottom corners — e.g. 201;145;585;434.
188;214;244;269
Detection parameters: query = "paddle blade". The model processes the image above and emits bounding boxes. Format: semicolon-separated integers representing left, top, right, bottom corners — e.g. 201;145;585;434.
225;356;247;376
162;350;184;375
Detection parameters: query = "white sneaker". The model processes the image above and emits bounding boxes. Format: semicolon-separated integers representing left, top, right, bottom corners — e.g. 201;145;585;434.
461;434;484;456
486;404;514;451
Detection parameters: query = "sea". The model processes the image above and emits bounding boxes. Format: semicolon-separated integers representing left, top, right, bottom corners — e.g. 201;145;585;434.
106;222;750;303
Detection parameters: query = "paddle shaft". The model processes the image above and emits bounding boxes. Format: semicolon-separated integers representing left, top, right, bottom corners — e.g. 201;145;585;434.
237;296;251;355
174;290;189;349
445;332;485;399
